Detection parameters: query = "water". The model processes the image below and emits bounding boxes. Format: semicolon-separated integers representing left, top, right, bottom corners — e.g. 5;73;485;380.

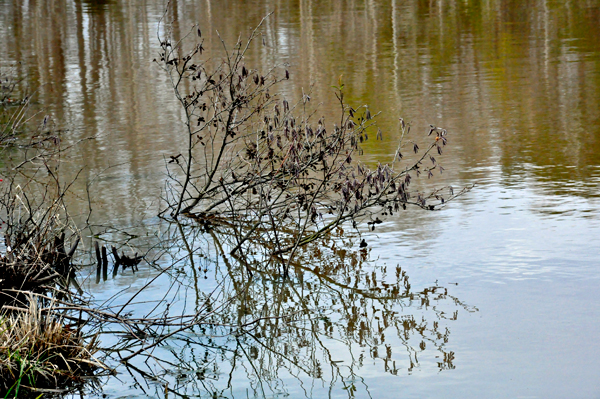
1;0;600;397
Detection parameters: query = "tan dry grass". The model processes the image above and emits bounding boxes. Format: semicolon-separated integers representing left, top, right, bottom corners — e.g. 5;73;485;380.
0;294;103;397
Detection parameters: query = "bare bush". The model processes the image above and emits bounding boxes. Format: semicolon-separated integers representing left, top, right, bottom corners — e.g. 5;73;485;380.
0;139;83;306
158;17;470;273
1;64;33;143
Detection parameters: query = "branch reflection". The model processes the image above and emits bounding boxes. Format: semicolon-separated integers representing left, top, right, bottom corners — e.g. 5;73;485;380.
104;222;476;398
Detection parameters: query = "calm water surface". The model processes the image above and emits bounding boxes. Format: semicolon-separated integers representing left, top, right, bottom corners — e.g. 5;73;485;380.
1;1;600;398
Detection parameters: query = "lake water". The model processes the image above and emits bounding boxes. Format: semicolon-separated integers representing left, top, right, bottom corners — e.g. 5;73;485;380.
1;0;600;398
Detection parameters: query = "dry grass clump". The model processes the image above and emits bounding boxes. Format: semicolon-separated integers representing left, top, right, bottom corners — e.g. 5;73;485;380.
0;65;106;396
0;295;102;397
0;232;79;306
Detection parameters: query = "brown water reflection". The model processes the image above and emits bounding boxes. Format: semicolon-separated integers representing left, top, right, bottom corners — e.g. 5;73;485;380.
2;0;600;218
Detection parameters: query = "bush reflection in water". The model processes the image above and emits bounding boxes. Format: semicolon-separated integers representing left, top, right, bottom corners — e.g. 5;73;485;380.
97;221;476;398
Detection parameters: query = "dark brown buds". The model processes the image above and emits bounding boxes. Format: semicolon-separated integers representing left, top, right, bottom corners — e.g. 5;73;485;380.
168;154;182;164
246;143;257;159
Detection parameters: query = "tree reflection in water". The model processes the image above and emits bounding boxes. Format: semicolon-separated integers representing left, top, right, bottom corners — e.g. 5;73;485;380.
99;221;476;398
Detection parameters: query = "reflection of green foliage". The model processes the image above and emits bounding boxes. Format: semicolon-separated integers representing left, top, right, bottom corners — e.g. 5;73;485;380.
288;0;600;196
80;0;115;13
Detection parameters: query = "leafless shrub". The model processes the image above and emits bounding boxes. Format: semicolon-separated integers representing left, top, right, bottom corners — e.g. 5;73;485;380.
0;141;84;307
0;64;34;143
158;16;471;274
